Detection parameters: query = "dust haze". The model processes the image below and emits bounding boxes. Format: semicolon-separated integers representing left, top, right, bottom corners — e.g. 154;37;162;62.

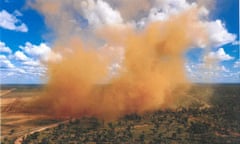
22;0;210;120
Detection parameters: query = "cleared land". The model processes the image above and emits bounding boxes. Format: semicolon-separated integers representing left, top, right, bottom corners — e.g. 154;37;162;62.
1;84;240;144
0;85;63;143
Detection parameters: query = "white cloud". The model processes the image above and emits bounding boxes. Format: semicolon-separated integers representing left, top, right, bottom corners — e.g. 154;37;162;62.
0;42;61;82
81;0;123;27
0;55;15;68
234;60;240;68
0;43;48;82
14;68;26;74
22;65;47;76
0;42;46;79
11;43;50;76
0;41;12;53
20;42;61;62
0;67;27;79
22;60;42;67
229;72;240;78
204;48;234;61
20;42;51;57
33;0;235;49
0;55;7;60
194;63;229;72
133;0;236;48
218;65;229;73
185;62;231;82
14;51;30;61
1;61;46;78
0;10;28;32
137;0;195;28
204;20;236;47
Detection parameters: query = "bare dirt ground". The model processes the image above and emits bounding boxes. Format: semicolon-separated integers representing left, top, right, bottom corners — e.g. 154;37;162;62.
1;112;53;136
0;88;16;97
1;97;48;141
0;87;65;143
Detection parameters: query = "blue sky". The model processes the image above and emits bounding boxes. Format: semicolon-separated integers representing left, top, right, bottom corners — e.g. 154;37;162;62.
0;0;239;84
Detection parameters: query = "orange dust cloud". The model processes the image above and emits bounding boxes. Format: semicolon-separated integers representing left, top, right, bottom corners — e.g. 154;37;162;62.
24;8;208;120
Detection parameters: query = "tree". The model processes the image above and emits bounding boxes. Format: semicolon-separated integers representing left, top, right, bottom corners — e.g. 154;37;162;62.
9;129;15;135
139;131;145;144
41;138;49;144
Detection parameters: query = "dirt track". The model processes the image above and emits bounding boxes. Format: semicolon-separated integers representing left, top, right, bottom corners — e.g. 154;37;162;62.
14;120;70;144
0;88;68;144
0;88;16;97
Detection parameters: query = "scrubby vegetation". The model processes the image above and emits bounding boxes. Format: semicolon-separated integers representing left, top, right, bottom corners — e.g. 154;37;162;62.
1;84;240;144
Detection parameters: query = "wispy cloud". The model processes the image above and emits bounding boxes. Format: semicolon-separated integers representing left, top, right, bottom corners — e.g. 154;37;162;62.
14;51;30;61
185;62;233;83
0;41;12;53
0;55;15;68
204;48;234;61
0;10;28;32
204;20;236;48
232;40;240;46
234;60;240;68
